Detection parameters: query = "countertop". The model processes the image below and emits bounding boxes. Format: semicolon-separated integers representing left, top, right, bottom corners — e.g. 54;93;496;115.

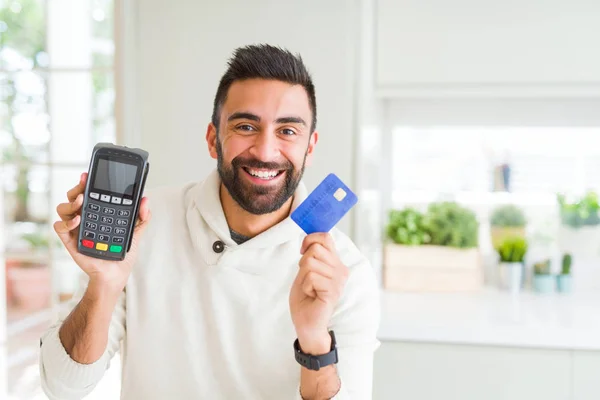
377;289;600;351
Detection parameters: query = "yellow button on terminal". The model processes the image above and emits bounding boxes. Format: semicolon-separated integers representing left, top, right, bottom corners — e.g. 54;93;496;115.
96;243;108;251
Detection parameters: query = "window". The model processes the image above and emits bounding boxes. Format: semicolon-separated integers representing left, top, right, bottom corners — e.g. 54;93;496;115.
1;0;117;392
350;99;600;285
387;125;600;254
391;127;600;206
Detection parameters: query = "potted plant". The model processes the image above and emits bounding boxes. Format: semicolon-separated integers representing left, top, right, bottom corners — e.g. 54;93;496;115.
532;259;554;293
556;253;573;293
385;208;431;246
497;236;528;293
383;202;482;292
425;202;479;249
489;204;526;250
557;192;600;257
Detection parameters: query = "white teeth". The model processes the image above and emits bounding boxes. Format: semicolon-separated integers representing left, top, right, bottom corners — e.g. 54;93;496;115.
248;169;279;179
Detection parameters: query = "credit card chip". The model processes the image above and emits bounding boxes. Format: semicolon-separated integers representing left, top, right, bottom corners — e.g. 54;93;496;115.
333;188;347;201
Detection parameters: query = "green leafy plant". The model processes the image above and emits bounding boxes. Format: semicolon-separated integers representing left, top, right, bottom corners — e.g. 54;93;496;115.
490;204;526;227
16;231;51;268
561;253;572;275
557;192;600;228
386;202;479;249
386;208;431;245
424;202;479;248
0;1;46;61
497;236;528;262
533;259;552;275
21;232;50;249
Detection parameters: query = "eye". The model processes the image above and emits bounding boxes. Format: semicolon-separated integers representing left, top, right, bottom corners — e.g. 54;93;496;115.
280;128;296;136
237;124;256;132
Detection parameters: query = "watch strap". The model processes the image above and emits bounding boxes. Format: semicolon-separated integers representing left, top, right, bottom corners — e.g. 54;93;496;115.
294;331;338;371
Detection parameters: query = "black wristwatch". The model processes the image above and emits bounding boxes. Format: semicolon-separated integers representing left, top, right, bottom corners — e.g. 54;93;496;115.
294;331;338;371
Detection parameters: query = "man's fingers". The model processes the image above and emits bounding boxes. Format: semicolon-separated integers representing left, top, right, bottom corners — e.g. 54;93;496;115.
295;232;348;303
303;243;339;269
133;210;151;237
301;271;331;299
66;173;87;202
300;232;336;255
54;215;81;235
299;253;334;279
133;197;150;230
128;197;151;252
53;215;81;252
137;197;150;223
56;194;83;221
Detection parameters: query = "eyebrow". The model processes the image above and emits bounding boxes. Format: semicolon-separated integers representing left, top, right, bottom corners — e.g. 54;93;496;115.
228;112;260;122
227;112;307;127
275;116;306;127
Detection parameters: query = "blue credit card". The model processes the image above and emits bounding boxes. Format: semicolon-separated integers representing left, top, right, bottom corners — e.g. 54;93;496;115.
291;173;358;234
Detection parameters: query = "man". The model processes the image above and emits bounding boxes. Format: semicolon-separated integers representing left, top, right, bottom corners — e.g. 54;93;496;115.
39;44;380;400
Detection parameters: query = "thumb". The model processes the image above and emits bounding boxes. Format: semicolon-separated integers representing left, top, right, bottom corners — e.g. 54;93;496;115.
133;209;152;239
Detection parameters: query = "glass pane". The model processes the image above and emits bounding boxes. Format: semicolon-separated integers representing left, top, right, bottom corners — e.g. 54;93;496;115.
3;174;53;396
0;70;50;164
5;227;52;315
1;162;51;323
49;166;86;219
2;165;84;324
391;127;600;198
50;167;87;303
47;0;114;68
3;165;85;316
92;70;116;142
1;163;49;226
92;0;114;67
48;71;115;164
0;0;47;71
3;151;52;316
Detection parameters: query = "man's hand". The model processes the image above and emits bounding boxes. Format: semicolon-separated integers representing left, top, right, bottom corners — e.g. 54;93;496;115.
53;172;152;364
289;233;349;355
54;172;151;295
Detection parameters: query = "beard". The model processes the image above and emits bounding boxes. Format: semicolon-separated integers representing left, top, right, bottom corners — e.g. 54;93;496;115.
216;139;307;215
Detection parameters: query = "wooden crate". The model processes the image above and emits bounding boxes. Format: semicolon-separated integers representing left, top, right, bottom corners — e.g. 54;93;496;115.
383;244;483;292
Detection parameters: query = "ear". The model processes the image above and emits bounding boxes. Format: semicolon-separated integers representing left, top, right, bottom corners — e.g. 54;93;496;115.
206;123;218;160
304;131;318;167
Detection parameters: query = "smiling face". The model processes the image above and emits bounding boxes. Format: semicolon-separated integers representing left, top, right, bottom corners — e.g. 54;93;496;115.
207;78;318;215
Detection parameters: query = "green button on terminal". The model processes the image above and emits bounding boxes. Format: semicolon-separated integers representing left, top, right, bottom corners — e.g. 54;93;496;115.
109;245;122;253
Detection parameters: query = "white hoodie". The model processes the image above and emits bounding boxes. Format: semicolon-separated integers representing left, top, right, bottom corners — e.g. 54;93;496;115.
39;169;381;399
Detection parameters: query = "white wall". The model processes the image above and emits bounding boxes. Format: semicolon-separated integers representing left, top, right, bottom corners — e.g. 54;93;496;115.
387;98;600;126
376;0;600;91
121;0;360;234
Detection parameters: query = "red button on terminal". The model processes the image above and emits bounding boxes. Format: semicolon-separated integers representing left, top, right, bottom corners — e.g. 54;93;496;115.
82;240;94;248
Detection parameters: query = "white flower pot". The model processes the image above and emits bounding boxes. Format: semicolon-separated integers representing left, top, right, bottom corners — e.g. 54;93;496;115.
498;262;523;293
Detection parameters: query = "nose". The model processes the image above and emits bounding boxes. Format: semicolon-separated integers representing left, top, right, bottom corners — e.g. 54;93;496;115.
249;131;279;162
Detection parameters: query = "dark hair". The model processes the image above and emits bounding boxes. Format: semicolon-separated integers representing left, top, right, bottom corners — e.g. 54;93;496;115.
211;44;317;133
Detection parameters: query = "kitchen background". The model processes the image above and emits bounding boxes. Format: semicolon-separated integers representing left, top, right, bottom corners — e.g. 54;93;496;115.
2;0;600;399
